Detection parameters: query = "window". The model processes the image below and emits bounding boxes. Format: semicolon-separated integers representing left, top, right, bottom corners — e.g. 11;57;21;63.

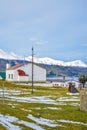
8;74;10;79
11;74;13;79
8;74;13;79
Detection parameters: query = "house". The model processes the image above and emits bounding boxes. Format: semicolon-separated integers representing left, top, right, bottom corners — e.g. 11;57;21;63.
52;79;80;88
6;62;46;82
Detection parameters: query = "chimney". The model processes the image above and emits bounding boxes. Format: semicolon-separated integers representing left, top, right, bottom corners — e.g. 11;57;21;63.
6;63;11;69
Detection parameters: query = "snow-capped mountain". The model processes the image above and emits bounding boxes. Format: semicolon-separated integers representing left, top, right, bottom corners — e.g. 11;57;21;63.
0;49;21;60
26;56;87;67
0;48;87;67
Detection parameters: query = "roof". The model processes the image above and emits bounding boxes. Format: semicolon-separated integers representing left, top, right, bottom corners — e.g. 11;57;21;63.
6;62;46;71
6;63;23;70
17;69;29;76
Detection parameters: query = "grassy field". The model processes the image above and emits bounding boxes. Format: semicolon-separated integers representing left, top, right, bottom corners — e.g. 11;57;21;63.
0;81;87;130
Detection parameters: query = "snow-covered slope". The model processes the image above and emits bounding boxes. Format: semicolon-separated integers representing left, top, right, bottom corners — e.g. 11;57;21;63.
0;49;21;59
26;56;87;67
65;60;87;67
0;49;87;67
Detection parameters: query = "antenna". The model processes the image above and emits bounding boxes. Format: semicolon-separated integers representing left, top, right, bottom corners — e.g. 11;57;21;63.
23;55;27;66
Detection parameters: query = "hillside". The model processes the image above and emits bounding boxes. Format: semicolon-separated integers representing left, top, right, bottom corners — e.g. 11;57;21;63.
38;64;87;77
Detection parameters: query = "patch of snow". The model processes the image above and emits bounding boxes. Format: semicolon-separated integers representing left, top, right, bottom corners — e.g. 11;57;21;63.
47;107;62;110
57;96;79;102
28;114;59;127
58;119;87;126
8;103;18;106
21;108;32;112
6;96;57;104
0;114;21;130
65;60;87;67
0;89;21;95
18;120;44;130
0;114;44;130
70;103;80;106
67;92;79;96
57;102;67;105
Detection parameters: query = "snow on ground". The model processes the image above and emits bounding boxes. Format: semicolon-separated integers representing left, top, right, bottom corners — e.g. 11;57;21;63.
0;89;30;96
21;108;32;112
57;96;79;102
0;90;83;130
56;102;67;105
0;114;21;130
1;113;87;130
0;114;45;130
0;89;21;95
70;102;80;106
6;95;79;105
47;107;62;110
18;120;44;130
58;119;87;126
5;95;57;104
67;92;79;96
0;90;79;106
0;113;62;130
28;114;60;127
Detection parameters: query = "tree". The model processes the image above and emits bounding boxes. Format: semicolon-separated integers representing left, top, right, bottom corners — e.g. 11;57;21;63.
79;75;87;88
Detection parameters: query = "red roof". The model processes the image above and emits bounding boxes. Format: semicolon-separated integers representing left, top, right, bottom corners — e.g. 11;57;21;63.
17;69;29;76
7;63;23;70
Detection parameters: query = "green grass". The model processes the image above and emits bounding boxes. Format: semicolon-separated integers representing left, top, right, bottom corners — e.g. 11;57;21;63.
0;81;87;130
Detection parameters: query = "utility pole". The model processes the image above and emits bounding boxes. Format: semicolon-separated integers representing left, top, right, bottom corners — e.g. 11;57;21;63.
31;47;34;94
2;81;5;104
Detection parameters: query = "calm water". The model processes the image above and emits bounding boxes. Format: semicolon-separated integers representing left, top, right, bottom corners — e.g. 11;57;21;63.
47;76;79;81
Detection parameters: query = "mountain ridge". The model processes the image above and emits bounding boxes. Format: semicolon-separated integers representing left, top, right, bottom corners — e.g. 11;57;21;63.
0;48;87;67
26;56;87;67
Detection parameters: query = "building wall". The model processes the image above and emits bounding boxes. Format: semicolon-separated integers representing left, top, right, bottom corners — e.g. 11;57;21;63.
52;82;66;87
6;69;14;81
19;63;46;81
6;63;46;82
18;76;29;81
6;69;29;82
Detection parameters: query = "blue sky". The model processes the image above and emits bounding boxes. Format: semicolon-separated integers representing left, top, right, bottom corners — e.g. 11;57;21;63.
0;0;87;63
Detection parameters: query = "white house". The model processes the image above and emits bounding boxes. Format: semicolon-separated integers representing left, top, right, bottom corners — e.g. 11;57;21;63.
6;62;46;82
52;80;80;88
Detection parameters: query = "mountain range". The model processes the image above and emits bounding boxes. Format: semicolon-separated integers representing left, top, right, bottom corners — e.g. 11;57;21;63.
0;48;87;67
0;48;87;77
